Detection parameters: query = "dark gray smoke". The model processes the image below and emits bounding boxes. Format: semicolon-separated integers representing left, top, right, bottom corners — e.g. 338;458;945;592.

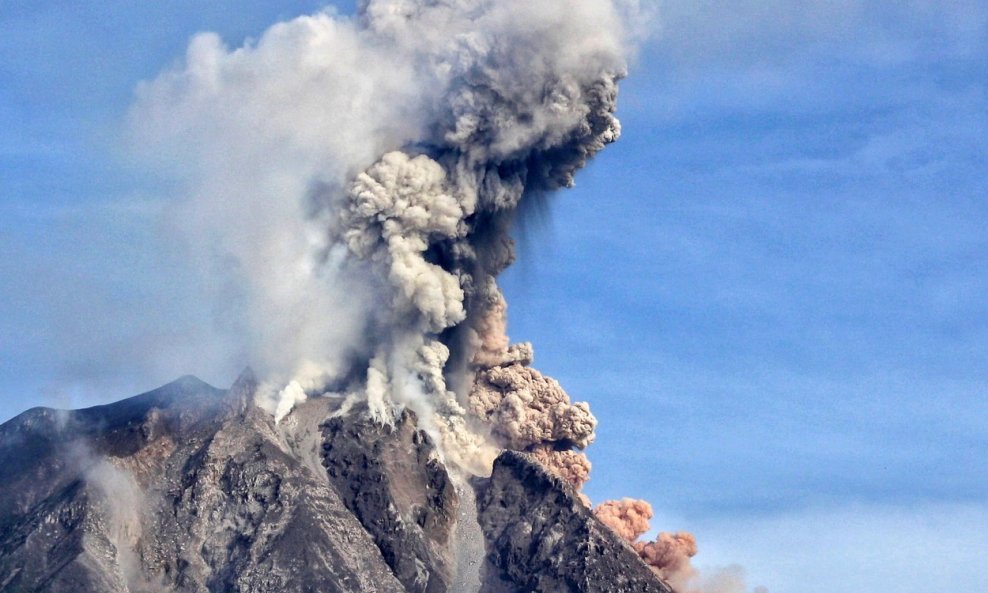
130;0;642;474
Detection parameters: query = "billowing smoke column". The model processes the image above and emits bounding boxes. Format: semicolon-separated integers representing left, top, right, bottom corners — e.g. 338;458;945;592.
130;3;762;591
333;0;625;474
132;0;635;477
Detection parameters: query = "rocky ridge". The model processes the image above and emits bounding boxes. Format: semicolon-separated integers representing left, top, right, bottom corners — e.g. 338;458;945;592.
0;374;672;593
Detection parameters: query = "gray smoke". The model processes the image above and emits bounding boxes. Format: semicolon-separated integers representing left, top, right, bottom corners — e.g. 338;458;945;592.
130;0;641;475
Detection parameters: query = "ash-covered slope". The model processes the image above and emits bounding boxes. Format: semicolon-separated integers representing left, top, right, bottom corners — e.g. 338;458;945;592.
0;374;671;593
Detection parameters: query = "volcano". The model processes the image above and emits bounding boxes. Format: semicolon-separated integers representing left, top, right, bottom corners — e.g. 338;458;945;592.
0;372;671;593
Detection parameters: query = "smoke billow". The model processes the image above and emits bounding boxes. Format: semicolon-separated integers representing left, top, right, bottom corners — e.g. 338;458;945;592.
125;1;772;590
529;446;592;491
594;498;765;593
130;0;635;476
594;498;654;541
636;532;700;587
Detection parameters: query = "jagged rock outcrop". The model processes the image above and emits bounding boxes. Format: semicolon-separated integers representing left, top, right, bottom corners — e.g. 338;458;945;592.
477;451;674;593
0;376;673;593
321;405;458;593
0;373;406;593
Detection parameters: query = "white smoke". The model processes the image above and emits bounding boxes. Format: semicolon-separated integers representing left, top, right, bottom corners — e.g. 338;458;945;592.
65;441;151;591
130;12;424;388
86;459;145;587
130;0;641;474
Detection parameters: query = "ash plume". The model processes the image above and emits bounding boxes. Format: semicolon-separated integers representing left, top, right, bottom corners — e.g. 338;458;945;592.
595;498;765;593
529;446;592;491
636;532;699;587
130;0;639;476
594;498;654;541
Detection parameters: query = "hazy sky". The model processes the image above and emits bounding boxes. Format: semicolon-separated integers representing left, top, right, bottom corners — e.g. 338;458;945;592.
1;2;986;592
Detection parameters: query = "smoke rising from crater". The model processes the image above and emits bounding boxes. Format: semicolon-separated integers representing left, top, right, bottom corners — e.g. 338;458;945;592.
130;0;640;474
124;3;770;591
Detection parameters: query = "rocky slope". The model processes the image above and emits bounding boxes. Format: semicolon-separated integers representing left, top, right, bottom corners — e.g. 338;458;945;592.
0;374;672;593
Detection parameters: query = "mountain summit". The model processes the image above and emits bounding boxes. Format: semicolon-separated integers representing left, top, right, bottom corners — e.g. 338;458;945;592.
0;374;671;593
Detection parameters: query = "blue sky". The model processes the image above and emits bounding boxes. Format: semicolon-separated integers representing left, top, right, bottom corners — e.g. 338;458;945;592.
1;2;986;591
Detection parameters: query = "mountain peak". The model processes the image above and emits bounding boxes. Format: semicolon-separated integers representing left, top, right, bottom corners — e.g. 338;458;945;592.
224;366;259;416
0;383;671;593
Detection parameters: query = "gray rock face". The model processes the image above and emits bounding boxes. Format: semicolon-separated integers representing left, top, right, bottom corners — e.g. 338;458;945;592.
477;452;674;593
321;405;457;593
0;375;671;593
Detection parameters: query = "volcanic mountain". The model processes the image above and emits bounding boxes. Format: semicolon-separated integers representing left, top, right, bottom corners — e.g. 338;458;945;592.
0;372;672;593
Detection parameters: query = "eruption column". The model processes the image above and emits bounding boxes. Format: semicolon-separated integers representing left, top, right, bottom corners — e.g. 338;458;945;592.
133;0;633;479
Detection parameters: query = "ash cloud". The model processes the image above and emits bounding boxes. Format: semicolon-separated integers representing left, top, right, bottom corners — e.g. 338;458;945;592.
130;0;639;475
121;2;767;591
594;498;766;593
594;498;653;541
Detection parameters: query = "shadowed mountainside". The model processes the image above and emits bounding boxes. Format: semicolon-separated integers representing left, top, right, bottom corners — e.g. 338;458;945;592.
0;373;671;593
